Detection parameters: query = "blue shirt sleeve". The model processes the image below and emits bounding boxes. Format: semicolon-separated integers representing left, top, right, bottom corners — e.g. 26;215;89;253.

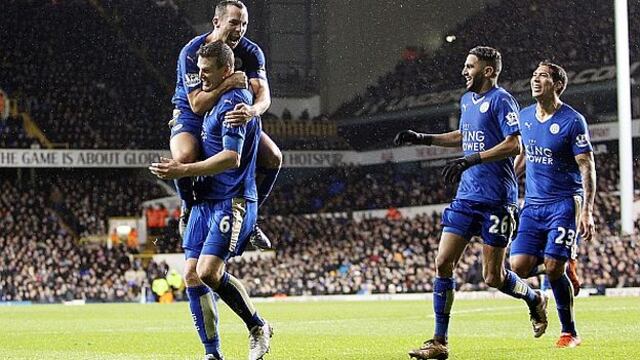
244;46;268;81
492;93;520;137
179;48;201;95
570;115;593;156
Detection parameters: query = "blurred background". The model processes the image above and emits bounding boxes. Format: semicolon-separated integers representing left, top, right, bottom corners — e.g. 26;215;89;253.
0;0;638;304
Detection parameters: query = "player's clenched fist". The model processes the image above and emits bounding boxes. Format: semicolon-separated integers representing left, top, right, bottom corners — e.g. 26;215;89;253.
393;130;432;146
441;153;481;184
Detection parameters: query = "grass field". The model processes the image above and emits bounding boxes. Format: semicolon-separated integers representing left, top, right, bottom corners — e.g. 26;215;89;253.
0;296;638;359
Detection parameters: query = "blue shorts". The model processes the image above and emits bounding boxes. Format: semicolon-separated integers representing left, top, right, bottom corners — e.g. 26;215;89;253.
510;196;582;261
441;199;517;248
183;197;257;261
170;108;203;139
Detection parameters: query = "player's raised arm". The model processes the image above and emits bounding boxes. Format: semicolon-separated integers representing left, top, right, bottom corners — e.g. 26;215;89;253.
394;129;462;147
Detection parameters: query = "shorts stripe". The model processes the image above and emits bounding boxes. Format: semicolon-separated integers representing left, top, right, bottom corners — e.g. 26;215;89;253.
228;198;246;253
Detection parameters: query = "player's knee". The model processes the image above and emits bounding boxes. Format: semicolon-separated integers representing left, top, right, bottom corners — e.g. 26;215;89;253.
197;266;224;289
172;148;197;163
183;267;201;287
261;148;282;169
258;139;282;169
435;255;454;277
510;260;530;278
544;260;565;281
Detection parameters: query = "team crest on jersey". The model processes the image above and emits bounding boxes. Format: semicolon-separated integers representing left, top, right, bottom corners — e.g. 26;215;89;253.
184;73;201;87
524;122;532;130
480;102;490;113
506;112;519;126
234;56;243;70
550;123;560;134
576;133;590;147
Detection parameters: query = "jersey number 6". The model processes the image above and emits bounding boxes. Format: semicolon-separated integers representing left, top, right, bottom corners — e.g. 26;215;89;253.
219;215;231;233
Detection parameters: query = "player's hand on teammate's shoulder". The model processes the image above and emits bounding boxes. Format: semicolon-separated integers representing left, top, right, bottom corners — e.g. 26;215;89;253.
149;157;186;180
224;71;248;91
394;130;420;146
224;103;255;127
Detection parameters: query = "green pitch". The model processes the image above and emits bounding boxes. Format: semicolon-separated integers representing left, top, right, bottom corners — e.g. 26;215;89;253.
0;296;638;359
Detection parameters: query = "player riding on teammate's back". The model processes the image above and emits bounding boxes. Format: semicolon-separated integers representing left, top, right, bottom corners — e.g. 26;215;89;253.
170;0;280;249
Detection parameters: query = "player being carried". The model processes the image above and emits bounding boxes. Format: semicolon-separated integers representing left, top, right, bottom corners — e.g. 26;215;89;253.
394;46;548;360
170;0;280;249
151;41;272;360
510;61;596;348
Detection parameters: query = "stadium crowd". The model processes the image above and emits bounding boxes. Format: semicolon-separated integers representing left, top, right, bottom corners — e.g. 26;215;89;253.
1;161;638;303
0;116;39;149
0;0;172;149
47;170;168;237
0;179;158;302
229;195;640;297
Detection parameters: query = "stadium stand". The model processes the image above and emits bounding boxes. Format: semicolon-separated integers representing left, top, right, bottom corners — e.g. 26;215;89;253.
0;116;40;149
0;0;171;149
0;178;155;302
1;1;638;304
333;0;639;119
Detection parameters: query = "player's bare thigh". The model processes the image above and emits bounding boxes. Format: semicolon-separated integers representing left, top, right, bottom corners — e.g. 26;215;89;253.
257;132;282;169
170;132;199;163
435;232;468;278
509;254;539;278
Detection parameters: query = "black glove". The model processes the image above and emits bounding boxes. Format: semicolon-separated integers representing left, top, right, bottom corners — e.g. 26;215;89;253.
442;153;482;184
393;130;433;146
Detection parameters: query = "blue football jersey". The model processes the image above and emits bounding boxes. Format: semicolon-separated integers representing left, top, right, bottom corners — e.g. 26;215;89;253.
171;34;268;113
456;86;520;205
520;103;592;205
171;33;208;112
193;89;261;201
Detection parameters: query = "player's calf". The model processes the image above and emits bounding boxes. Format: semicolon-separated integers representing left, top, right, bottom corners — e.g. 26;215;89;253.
566;258;581;296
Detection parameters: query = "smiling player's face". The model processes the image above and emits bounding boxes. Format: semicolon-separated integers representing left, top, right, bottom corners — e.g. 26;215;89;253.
213;6;248;49
530;65;557;99
461;54;486;93
198;56;230;92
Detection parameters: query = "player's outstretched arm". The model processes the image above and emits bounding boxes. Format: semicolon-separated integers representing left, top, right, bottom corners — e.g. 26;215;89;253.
224;78;271;126
187;72;248;115
149;151;240;180
576;152;596;241
394;130;462;147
